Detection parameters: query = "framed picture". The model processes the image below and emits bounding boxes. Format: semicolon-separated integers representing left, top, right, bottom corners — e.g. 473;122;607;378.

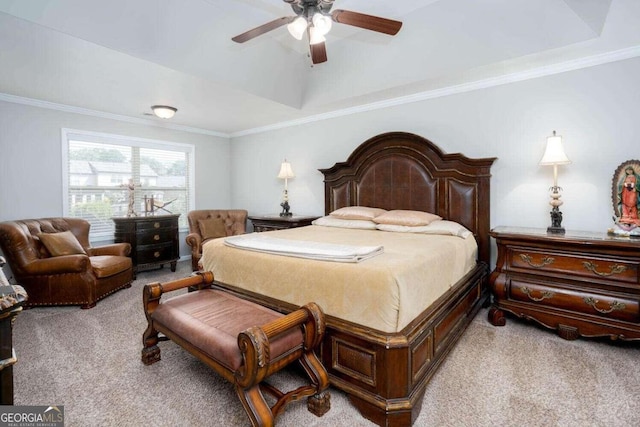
610;159;640;234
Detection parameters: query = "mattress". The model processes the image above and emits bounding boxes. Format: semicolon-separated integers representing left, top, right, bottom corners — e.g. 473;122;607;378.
200;225;478;333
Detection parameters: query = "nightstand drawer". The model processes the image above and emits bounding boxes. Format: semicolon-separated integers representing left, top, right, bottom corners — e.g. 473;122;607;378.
509;279;639;323
509;249;640;284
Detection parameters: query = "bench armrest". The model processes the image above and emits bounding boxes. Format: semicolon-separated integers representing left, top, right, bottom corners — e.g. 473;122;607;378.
235;302;326;388
142;271;214;318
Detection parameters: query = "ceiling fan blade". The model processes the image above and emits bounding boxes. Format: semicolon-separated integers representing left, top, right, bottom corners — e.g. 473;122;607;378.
232;16;293;43
310;42;328;64
331;9;402;35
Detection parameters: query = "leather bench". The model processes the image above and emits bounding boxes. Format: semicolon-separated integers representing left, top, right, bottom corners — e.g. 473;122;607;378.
141;271;330;426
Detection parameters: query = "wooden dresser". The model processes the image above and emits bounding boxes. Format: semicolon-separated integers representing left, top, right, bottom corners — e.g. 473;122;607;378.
113;214;179;273
248;214;320;232
488;226;640;341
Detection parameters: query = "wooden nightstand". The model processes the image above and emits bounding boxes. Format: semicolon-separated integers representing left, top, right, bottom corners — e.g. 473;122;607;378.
488;226;640;341
248;214;320;232
113;214;180;273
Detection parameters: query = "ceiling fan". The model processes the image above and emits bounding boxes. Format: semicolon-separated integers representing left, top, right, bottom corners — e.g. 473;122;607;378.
231;0;402;64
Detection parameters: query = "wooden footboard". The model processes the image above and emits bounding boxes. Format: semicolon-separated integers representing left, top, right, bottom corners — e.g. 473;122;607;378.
212;263;488;427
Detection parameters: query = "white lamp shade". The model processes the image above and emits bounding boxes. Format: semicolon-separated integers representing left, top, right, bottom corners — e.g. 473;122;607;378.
151;105;177;119
277;161;295;179
539;131;571;165
309;26;326;45
312;13;332;36
287;16;307;40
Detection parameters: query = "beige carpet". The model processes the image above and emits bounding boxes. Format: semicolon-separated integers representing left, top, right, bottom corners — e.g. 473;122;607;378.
12;261;640;426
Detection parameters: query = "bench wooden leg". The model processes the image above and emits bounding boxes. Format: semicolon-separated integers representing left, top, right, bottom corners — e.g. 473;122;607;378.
307;392;331;418
141;324;161;365
236;384;274;427
298;352;331;416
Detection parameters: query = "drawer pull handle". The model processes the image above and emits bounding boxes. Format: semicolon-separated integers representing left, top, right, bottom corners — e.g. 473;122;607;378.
521;287;554;302
582;262;627;277
154;222;160;229
520;254;554;268
583;297;626;314
154;251;161;258
153;234;160;241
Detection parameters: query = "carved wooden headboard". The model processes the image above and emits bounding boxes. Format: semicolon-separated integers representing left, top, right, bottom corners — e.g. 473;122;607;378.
319;132;496;264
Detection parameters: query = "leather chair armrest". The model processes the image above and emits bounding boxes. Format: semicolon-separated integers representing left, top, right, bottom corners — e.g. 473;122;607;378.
22;255;90;275
185;233;202;254
88;243;131;257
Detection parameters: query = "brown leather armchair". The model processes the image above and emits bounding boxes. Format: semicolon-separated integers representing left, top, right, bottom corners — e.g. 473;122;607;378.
0;218;133;309
185;210;247;271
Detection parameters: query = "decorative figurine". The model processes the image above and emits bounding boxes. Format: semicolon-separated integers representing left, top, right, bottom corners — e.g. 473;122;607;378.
121;179;137;217
609;160;640;237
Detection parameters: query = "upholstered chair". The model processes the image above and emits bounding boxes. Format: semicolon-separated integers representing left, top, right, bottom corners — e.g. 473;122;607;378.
185;210;248;271
0;218;133;309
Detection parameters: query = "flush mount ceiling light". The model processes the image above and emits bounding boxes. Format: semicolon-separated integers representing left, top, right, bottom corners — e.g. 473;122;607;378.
151;105;177;119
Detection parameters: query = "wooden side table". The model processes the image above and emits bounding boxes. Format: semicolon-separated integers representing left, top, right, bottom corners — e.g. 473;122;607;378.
248;214;320;232
113;214;180;273
488;226;640;341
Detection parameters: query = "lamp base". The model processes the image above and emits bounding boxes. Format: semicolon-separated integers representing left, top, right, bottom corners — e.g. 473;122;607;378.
547;226;565;234
547;206;565;234
279;200;292;217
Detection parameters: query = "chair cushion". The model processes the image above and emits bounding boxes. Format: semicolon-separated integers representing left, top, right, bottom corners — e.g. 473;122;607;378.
198;217;227;241
90;255;132;278
151;290;303;371
37;231;87;256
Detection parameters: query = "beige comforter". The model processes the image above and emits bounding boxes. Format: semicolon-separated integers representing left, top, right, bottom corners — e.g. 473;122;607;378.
201;225;477;333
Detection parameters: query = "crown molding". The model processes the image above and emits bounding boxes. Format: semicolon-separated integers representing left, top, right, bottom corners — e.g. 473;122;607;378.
230;45;640;137
0;92;229;138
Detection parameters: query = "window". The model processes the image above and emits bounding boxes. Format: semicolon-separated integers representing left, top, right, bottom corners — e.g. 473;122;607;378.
62;129;195;239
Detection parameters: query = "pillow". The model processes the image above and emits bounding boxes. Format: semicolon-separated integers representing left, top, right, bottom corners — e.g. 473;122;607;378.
37;231;87;256
312;216;377;230
373;210;442;226
376;220;472;238
329;206;387;221
375;224;433;233
198;217;227;241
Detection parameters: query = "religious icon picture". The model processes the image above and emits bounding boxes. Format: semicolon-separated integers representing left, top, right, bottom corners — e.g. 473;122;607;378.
609;159;640;237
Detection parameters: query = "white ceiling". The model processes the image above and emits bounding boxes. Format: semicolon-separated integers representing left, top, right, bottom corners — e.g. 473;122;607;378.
1;0;639;136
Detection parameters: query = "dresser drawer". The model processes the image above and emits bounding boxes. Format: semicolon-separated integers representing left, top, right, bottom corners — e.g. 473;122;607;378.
508;279;639;323
136;229;174;245
136;218;177;231
509;248;640;285
137;243;175;265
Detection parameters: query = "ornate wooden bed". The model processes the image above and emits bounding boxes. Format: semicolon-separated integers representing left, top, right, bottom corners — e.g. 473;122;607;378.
210;132;495;426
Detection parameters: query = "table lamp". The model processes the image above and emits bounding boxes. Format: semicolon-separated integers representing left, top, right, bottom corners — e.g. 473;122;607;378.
539;131;571;234
278;160;295;217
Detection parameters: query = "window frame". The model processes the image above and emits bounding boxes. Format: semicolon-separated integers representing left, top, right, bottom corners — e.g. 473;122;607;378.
61;128;195;240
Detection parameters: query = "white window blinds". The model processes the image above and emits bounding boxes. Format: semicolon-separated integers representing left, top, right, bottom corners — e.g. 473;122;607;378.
62;129;194;239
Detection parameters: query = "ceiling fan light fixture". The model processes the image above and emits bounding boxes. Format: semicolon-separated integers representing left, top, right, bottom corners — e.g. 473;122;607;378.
287;16;307;40
312;12;332;36
309;26;326;45
151;105;177;119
